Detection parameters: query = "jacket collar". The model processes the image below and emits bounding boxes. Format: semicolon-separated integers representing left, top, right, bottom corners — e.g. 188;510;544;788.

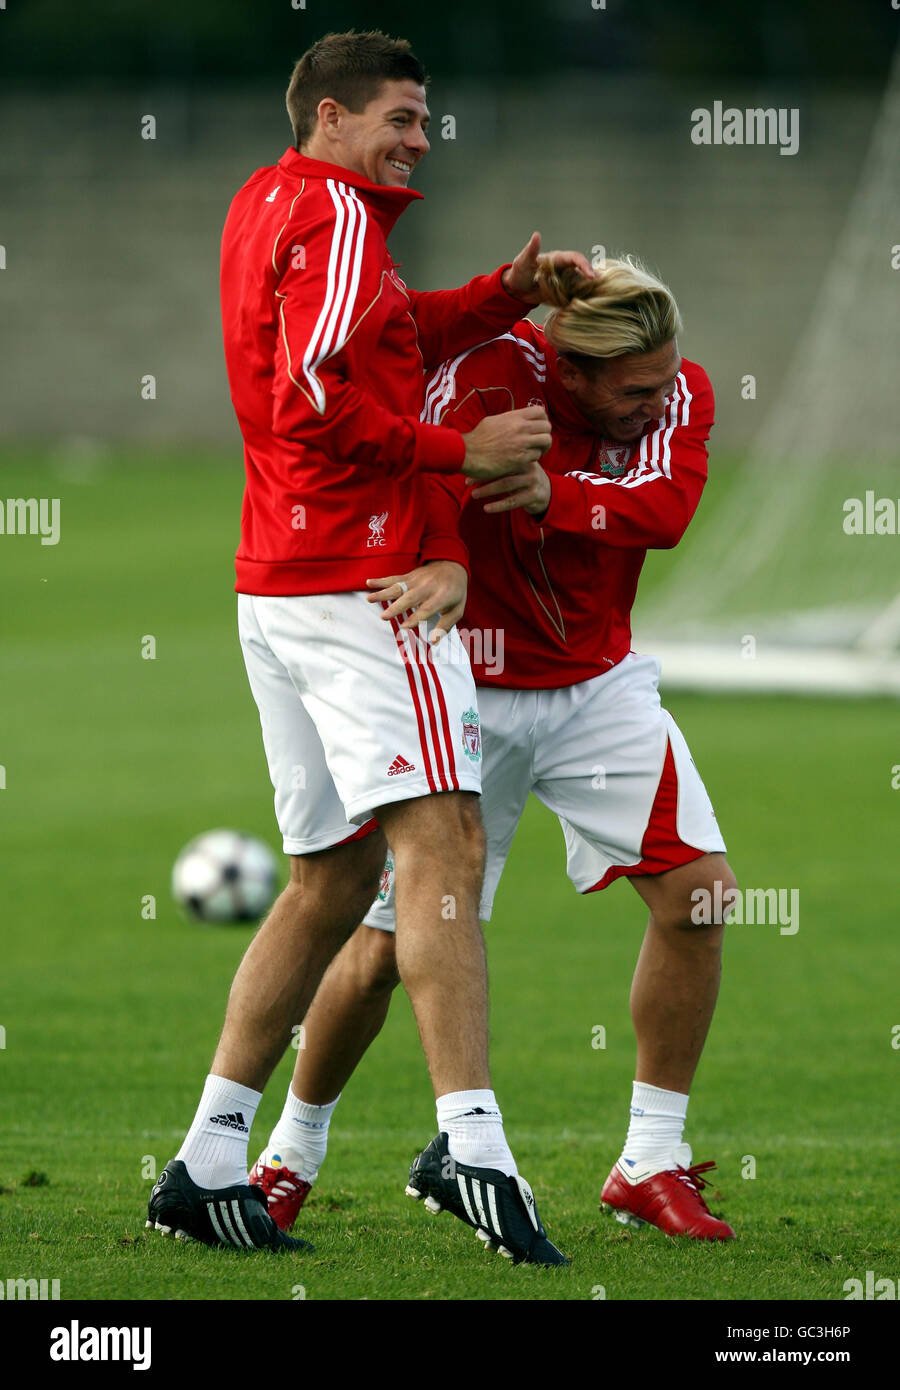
277;148;423;237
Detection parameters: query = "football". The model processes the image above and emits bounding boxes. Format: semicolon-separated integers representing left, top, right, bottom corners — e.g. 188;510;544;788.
171;828;279;924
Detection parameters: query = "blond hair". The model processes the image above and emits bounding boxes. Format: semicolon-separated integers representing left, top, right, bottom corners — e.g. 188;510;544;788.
536;254;682;365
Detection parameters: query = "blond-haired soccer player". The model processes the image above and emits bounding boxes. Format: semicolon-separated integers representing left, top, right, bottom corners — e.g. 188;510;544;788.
147;30;593;1264
250;255;740;1244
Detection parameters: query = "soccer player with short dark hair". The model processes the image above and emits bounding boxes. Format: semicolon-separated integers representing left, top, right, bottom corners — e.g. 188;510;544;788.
146;29;593;1264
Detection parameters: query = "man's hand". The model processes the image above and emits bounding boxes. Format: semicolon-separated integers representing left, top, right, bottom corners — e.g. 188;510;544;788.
366;561;467;645
502;232;594;305
469;460;552;518
462;406;552;481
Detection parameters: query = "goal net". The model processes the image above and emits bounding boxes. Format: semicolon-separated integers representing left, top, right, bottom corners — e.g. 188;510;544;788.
633;45;900;696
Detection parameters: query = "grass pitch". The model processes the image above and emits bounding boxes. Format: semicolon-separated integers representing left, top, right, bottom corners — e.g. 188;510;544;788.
1;454;897;1301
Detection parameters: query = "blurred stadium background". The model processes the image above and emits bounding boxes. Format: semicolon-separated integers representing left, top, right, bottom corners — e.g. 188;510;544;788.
2;1;899;1303
2;0;898;690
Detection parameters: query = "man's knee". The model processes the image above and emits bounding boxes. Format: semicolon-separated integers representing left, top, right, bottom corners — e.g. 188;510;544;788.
638;853;737;934
381;791;486;873
288;831;386;927
690;857;738;929
439;794;486;867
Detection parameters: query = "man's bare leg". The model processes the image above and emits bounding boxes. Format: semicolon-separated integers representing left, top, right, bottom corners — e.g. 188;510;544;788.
377;791;490;1097
599;852;737;1237
258;790;488;1105
272;853;733;1189
211;832;389;1090
262;792;524;1196
168;831;387;1190
253;925;398;1199
253;792;565;1261
613;851;735;1170
629;852;733;1093
290;924;399;1106
177;786;494;1197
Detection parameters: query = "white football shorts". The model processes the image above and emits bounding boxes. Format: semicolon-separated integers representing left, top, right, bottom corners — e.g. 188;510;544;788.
363;651;726;928
238;592;483;854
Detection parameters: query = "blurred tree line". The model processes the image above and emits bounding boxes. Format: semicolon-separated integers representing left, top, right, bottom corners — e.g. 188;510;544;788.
2;0;894;82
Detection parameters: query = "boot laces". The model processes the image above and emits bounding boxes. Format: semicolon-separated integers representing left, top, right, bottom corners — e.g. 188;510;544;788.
675;1160;717;1204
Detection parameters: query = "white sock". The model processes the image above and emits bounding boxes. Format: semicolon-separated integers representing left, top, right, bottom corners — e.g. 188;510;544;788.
263;1089;341;1183
175;1074;261;1189
620;1081;689;1169
436;1089;517;1177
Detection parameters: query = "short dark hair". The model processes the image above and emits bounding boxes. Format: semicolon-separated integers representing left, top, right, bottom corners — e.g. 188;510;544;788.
286;30;427;148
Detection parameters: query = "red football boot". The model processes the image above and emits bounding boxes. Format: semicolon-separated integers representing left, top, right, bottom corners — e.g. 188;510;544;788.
248;1153;312;1232
601;1144;735;1240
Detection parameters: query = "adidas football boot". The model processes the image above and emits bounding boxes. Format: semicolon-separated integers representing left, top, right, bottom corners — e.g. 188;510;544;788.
249;1153;312;1232
146;1159;313;1252
406;1133;569;1266
601;1143;735;1240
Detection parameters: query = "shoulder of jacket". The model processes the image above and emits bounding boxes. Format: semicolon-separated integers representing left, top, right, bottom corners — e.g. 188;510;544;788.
679;357;713;399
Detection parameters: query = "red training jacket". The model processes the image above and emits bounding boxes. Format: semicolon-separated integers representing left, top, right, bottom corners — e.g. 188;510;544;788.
220;149;531;595
422;321;714;687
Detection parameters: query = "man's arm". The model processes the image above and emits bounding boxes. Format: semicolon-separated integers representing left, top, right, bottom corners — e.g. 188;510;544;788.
364;352;539;643
408;234;594;373
405;267;526;374
272;206;466;479
272;213;554;482
418;475;470;572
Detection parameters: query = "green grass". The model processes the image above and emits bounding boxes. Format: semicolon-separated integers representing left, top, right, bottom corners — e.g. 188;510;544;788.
1;454;898;1301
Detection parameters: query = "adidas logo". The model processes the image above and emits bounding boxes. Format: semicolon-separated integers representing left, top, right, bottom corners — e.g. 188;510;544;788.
210;1111;249;1133
387;755;415;776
